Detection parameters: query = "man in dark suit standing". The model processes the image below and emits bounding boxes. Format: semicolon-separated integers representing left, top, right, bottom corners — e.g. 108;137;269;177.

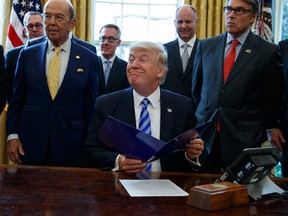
5;11;45;103
161;4;199;98
83;41;204;174
98;24;129;96
6;0;99;167
0;45;7;114
277;39;288;177
192;0;283;173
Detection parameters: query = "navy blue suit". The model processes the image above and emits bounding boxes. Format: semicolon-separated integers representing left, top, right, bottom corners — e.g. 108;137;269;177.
162;39;198;98
6;40;99;166
83;88;197;172
278;39;288;177
0;45;7;113
98;56;129;95
192;31;283;172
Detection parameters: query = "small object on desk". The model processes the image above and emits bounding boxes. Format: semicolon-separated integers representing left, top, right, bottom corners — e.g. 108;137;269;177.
187;181;249;211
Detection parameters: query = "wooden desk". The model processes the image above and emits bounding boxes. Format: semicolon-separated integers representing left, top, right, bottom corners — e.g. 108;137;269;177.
0;165;287;216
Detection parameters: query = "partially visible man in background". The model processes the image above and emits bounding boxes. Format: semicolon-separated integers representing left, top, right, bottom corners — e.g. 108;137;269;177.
98;24;129;96
0;45;7;114
5;11;45;103
161;4;199;98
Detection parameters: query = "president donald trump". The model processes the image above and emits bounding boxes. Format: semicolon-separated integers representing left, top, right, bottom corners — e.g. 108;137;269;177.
6;0;99;166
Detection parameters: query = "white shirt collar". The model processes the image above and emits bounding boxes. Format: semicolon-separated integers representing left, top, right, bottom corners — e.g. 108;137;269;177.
47;38;71;54
101;55;116;64
133;87;161;109
178;35;196;48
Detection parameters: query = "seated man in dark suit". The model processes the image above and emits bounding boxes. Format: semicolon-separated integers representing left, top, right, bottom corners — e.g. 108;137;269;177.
83;41;204;174
98;24;129;95
5;11;45;103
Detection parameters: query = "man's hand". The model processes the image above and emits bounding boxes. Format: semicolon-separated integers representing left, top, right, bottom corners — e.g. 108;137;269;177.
7;139;25;164
185;138;204;160
118;155;147;174
267;128;285;152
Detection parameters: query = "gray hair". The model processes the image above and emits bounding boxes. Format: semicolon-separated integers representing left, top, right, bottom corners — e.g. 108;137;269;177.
23;11;44;26
225;0;259;15
99;24;121;39
129;41;168;84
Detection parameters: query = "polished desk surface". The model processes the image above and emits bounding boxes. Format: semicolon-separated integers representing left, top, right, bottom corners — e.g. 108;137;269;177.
0;165;287;216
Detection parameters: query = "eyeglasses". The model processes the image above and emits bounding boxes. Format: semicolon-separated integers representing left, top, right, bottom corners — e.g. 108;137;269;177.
45;14;67;23
99;36;119;43
223;6;251;15
26;23;43;30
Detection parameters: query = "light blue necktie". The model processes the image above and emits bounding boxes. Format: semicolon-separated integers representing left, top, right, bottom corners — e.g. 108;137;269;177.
181;43;189;72
104;60;111;86
139;98;152;171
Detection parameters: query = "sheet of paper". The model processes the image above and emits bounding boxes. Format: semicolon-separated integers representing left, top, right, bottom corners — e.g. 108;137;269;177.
119;179;189;197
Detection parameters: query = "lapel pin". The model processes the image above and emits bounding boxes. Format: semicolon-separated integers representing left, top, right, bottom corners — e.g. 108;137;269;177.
167;108;172;113
245;49;251;53
77;68;84;72
76;55;80;59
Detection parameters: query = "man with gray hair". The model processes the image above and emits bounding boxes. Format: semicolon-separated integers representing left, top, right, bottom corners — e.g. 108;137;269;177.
192;0;283;173
98;24;129;95
6;11;45;103
83;41;204;174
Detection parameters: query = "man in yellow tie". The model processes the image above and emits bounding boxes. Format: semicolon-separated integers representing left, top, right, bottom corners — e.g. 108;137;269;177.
6;0;99;167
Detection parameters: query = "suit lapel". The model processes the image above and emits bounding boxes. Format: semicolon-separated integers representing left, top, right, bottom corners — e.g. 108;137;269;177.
169;40;183;74
38;42;50;96
118;88;136;127
56;41;83;97
225;31;258;85
106;56;120;88
160;90;174;141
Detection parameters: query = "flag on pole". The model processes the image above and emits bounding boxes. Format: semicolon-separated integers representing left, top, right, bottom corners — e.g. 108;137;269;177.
6;0;42;51
252;0;273;42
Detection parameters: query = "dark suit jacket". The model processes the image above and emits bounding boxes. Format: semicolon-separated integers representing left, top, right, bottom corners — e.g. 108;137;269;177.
6;40;99;166
278;39;288;176
82;88;198;172
192;31;283;166
98;56;129;95
161;39;198;98
28;35;97;53
5;45;24;103
0;45;7;113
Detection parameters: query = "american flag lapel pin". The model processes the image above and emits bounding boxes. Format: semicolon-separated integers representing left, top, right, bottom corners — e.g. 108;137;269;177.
245;49;251;53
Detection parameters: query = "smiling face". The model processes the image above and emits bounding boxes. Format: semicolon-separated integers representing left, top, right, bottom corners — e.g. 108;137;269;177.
99;27;121;60
225;0;257;38
174;5;198;42
126;47;164;97
44;0;76;46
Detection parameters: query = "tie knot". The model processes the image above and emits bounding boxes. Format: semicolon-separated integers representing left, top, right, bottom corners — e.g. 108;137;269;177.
231;39;238;48
141;98;150;107
182;43;189;50
105;60;111;66
54;47;62;54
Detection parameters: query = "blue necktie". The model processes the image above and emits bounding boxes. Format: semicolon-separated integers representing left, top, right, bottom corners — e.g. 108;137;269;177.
139;98;152;171
104;60;111;86
139;98;151;135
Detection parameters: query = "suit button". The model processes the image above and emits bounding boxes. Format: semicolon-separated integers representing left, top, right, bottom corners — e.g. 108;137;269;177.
221;90;225;94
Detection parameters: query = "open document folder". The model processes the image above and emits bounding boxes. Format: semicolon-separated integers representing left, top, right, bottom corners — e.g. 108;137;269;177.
98;116;212;163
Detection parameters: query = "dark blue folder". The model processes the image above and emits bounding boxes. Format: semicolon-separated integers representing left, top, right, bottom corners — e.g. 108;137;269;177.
98;116;212;163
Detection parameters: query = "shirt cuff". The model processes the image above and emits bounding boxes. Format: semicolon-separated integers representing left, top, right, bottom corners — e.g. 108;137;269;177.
7;134;19;141
184;152;201;167
111;154;122;171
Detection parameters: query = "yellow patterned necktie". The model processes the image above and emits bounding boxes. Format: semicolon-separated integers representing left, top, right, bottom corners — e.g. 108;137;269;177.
47;47;62;100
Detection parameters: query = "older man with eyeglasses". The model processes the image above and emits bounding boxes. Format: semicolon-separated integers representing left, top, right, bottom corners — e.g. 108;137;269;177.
192;0;284;173
5;11;46;104
98;24;130;96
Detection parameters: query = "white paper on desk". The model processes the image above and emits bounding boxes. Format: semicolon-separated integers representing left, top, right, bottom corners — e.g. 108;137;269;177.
119;179;189;197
